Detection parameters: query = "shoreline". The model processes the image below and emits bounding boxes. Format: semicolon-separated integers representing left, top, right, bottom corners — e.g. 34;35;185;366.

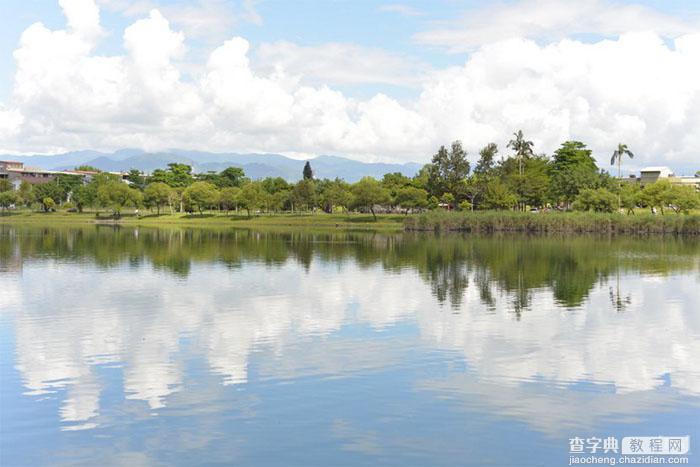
2;210;700;235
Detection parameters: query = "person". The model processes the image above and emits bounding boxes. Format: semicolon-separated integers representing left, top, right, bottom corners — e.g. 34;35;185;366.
651;206;657;215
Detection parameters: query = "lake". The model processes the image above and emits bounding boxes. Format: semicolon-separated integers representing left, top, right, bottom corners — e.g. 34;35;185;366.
1;225;699;466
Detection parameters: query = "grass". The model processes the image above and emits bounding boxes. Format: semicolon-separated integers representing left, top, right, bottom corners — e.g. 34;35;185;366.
4;209;700;235
405;210;700;235
0;210;408;232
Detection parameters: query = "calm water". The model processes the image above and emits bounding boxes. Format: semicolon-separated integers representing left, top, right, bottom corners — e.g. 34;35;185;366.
1;226;699;466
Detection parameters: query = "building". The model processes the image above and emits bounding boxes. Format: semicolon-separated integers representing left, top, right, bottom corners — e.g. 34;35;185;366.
1;161;63;189
1;161;128;190
625;166;700;190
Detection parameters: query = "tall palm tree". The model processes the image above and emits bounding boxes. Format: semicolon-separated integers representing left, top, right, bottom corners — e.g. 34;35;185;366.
610;143;634;211
507;130;534;177
507;130;534;211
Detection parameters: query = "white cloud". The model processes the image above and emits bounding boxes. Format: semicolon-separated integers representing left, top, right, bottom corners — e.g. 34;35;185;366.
379;4;423;17
415;0;699;53
1;0;700;170
254;41;430;88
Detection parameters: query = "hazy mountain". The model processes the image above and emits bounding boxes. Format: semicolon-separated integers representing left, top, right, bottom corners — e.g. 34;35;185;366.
3;150;422;182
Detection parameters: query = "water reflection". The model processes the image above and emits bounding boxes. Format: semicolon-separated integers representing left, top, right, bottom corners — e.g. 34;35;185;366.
1;226;698;444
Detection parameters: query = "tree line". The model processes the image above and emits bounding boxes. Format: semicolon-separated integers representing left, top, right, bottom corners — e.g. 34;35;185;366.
1;132;698;216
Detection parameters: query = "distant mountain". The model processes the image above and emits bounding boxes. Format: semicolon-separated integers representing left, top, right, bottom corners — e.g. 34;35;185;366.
3;150;422;182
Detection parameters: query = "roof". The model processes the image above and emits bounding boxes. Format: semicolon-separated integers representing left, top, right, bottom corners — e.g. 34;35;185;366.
640;166;673;173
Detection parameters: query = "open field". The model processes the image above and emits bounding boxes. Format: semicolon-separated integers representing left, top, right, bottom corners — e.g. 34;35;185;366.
0;210;408;232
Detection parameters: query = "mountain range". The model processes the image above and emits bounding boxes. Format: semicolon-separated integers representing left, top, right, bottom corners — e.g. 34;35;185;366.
2;149;423;182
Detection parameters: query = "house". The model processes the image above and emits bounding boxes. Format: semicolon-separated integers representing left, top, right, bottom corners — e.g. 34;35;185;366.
1;161;129;190
632;166;700;189
1;161;62;189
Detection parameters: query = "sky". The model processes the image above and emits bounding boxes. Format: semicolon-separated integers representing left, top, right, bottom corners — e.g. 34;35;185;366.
0;0;699;172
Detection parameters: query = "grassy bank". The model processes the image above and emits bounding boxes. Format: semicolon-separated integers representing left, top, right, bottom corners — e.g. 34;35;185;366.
4;210;700;235
405;210;700;235
0;210;407;232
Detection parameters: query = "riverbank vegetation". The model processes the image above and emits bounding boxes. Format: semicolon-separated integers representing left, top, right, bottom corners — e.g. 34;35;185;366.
405;210;700;235
1;131;698;230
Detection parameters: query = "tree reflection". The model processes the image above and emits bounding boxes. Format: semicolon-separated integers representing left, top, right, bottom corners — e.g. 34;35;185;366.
1;225;697;312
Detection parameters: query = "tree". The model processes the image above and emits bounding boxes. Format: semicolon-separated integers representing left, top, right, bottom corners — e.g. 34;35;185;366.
610;143;634;210
0;191;18;212
0;179;12;192
507;130;534;177
75;165;100;172
667;185;700;214
303;161;314;180
144;182;173;215
126;169;146;190
150;163;194;188
219;187;241;213
220;166;247;187
482;179;518;210
619;182;640;214
395;186;428;214
182;181;219;214
440;192;455;209
351;177;390;220
426;141;470;199
320;179;352;212
33;182;66;207
237;182;265;216
41;197;56;212
572;188;617;212
71;184;96;212
549;141;600;206
97;181;143;217
292;179;316;211
474;143;498;175
639;180;672;215
17;181;34;207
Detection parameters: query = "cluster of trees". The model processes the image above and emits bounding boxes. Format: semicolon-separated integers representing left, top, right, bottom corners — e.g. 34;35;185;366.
415;134;698;214
2;133;698;216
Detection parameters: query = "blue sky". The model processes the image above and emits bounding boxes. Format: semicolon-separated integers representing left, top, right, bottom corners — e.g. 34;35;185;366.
1;0;699;170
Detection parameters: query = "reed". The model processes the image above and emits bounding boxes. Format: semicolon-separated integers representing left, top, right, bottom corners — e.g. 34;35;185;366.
404;211;700;235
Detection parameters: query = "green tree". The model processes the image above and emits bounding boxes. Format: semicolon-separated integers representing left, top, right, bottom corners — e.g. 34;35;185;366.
474;143;498;175
220;166;247;187
639;180;672;215
619;182;640;214
71;184;96;212
426;141;470;199
572;188;617;212
126;169;146;190
351;177;390;220
237;182;265;216
549;141;600;206
33;182;66;207
482;179;518;210
97;181;143;217
292;179;317;211
150;163;194;188
219;187;241;213
667;185;700;214
303;161;314;180
0;179;12;192
17;181;34;207
182;181;219;215
507;130;534;177
395;186;428;214
41;197;56;212
74;165;100;172
320;179;352;212
0;191;19;212
610;143;634;210
144;182;174;215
